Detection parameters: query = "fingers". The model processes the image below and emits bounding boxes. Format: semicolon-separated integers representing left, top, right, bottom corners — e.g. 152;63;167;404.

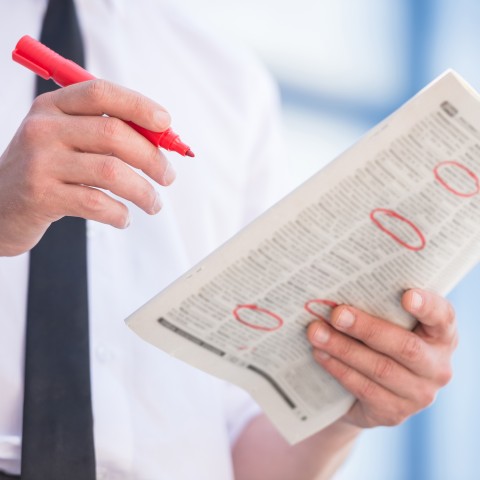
312;351;424;428
15;116;168;228
30;81;177;187
52;184;131;229
0;79;177;255
38;79;171;132
306;291;457;429
318;305;437;377
56;152;163;215
57;114;176;186
17;152;139;230
402;289;457;343
308;320;425;400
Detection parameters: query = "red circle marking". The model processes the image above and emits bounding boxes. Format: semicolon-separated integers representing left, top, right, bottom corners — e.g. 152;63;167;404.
433;160;480;198
304;299;338;322
233;304;284;332
370;208;426;251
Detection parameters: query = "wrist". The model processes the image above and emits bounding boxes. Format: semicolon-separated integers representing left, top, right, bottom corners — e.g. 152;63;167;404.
319;417;362;444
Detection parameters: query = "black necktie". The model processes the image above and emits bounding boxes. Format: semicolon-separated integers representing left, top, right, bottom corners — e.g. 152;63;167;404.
21;1;96;478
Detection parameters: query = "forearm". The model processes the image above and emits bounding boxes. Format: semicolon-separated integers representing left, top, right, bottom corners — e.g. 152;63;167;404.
232;414;361;480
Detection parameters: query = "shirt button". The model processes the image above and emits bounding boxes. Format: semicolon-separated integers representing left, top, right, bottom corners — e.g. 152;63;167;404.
95;345;113;363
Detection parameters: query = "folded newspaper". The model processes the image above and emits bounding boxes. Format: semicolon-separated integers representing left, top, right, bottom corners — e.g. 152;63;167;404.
126;70;480;444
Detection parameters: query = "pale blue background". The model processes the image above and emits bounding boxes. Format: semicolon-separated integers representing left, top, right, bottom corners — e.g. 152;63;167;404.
178;1;480;478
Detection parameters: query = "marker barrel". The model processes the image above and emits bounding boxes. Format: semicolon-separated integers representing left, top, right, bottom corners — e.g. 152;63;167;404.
12;35;193;156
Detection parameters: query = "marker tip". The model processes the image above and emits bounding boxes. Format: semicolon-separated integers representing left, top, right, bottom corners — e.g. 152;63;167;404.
185;149;195;157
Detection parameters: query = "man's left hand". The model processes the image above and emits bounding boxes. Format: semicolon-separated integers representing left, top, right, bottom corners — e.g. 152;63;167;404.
307;289;457;428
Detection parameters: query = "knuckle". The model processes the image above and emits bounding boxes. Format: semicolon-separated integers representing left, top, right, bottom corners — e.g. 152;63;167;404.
383;410;407;427
145;144;160;167
111;205;129;228
373;357;395;381
30;95;45;112
20;114;50;143
98;156;119;183
436;366;453;387
83;188;105;213
418;386;436;408
400;334;424;362
101;117;122;140
138;184;155;208
337;338;354;360
362;323;382;343
129;93;148;118
30;91;55;112
357;378;378;401
331;362;351;383
86;79;112;104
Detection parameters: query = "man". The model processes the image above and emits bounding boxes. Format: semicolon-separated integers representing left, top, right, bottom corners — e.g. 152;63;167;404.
0;1;457;478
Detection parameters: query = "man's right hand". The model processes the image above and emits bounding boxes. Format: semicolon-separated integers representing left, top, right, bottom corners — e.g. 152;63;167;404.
0;79;176;256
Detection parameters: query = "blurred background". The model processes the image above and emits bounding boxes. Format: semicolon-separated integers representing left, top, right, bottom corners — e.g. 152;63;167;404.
176;1;480;479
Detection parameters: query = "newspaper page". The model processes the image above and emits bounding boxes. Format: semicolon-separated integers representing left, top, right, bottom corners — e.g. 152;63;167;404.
126;70;480;444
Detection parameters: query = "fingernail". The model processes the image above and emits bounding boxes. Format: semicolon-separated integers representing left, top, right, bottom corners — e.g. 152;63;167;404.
410;291;423;311
162;161;176;185
152;191;163;213
336;309;355;329
313;325;330;344
123;212;131;228
154;110;171;130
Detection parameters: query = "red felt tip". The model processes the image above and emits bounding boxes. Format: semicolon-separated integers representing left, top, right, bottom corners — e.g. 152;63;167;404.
185;149;195;157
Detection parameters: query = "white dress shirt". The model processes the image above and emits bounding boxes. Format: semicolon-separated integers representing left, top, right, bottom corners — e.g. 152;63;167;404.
0;0;289;478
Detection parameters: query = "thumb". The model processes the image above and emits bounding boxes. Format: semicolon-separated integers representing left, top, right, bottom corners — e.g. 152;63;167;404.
402;289;456;343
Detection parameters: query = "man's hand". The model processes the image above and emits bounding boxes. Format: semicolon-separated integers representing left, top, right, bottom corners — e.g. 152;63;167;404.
307;289;457;428
234;289;456;480
0;79;176;256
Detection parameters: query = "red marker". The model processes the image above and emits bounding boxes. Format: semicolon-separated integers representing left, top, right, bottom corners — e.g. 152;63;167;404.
12;35;194;157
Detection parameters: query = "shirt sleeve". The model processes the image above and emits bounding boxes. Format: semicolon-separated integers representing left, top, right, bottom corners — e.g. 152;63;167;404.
222;382;262;446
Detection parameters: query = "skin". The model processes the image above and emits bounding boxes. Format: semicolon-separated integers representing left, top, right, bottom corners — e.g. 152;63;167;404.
233;289;457;479
0;81;458;479
0;79;175;256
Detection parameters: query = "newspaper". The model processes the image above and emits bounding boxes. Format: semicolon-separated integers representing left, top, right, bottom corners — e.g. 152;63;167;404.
126;70;480;444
